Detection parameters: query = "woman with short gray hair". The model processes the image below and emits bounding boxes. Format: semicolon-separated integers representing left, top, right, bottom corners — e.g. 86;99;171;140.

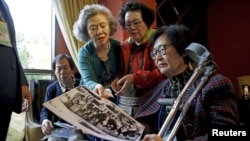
73;4;117;42
73;4;121;100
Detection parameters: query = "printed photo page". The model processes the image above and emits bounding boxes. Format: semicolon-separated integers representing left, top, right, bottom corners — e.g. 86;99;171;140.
43;86;145;141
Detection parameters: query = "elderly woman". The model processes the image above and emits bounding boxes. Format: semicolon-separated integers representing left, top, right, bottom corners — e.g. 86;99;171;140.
73;4;121;98
111;1;164;135
141;24;239;141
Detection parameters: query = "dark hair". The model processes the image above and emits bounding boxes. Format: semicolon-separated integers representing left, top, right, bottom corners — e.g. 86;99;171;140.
118;0;155;29
52;54;75;71
150;24;193;63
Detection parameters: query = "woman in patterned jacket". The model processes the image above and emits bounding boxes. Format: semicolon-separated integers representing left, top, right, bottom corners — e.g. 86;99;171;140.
140;24;239;140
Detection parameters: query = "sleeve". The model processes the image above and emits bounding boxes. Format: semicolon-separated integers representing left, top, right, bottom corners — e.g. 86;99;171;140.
205;75;239;125
133;43;165;89
78;44;98;90
20;64;28;86
3;0;28;86
134;68;164;89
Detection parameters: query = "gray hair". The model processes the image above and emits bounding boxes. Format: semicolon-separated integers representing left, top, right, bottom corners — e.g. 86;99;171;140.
73;4;117;42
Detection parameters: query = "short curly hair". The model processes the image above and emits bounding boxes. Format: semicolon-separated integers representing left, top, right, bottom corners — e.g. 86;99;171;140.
73;4;117;42
118;0;155;29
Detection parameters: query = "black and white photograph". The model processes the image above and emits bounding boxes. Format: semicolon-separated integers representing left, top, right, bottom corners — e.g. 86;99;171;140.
43;86;145;141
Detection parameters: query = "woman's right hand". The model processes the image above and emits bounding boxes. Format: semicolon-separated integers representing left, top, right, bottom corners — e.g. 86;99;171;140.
94;84;106;98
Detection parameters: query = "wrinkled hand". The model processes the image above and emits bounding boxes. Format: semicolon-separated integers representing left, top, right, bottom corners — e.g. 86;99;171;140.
110;77;121;92
94;84;109;98
41;119;54;135
115;74;134;96
21;86;32;112
142;134;164;141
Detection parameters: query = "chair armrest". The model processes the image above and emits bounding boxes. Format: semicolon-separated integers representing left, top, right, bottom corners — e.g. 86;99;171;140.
25;79;55;141
25;122;44;141
25;110;44;141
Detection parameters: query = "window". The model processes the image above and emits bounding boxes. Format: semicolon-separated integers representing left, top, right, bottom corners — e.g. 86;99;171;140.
5;0;54;80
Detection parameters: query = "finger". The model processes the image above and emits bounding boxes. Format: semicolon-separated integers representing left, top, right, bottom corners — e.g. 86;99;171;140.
42;126;47;134
48;121;54;128
99;91;106;98
116;84;122;90
117;77;125;85
115;91;121;96
98;86;105;96
93;89;99;95
115;89;125;96
111;83;119;92
119;84;129;94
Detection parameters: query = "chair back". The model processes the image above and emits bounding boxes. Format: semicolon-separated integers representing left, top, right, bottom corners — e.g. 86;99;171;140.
29;79;55;122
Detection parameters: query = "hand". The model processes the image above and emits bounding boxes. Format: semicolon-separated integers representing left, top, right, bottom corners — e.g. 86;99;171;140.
142;134;164;141
94;84;106;98
110;77;121;92
21;86;32;112
115;74;134;96
104;88;114;98
41;119;53;135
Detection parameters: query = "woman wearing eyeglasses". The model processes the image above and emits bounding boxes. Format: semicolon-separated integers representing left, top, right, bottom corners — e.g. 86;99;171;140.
142;24;239;141
111;1;164;136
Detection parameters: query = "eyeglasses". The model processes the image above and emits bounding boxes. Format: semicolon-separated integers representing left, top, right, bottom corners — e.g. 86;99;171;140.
125;20;143;29
150;44;172;60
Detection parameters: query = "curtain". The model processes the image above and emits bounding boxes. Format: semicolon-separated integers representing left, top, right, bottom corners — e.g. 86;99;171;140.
52;0;98;70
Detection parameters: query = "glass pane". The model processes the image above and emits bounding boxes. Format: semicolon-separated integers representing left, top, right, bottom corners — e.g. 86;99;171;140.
24;69;55;82
5;0;52;70
26;74;53;82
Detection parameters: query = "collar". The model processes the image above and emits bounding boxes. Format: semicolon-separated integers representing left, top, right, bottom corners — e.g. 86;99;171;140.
127;28;155;44
59;77;76;92
168;66;193;98
169;66;193;86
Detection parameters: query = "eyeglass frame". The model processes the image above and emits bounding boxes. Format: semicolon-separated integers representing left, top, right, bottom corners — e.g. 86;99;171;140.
150;44;173;60
125;20;144;29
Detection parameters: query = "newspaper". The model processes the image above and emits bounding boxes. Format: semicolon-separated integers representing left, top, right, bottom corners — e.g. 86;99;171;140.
43;86;145;141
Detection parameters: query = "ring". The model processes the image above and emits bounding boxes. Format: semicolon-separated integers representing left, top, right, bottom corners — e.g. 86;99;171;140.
22;99;29;111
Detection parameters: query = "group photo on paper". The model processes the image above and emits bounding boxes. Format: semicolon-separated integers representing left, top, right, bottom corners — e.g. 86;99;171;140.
2;0;250;141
